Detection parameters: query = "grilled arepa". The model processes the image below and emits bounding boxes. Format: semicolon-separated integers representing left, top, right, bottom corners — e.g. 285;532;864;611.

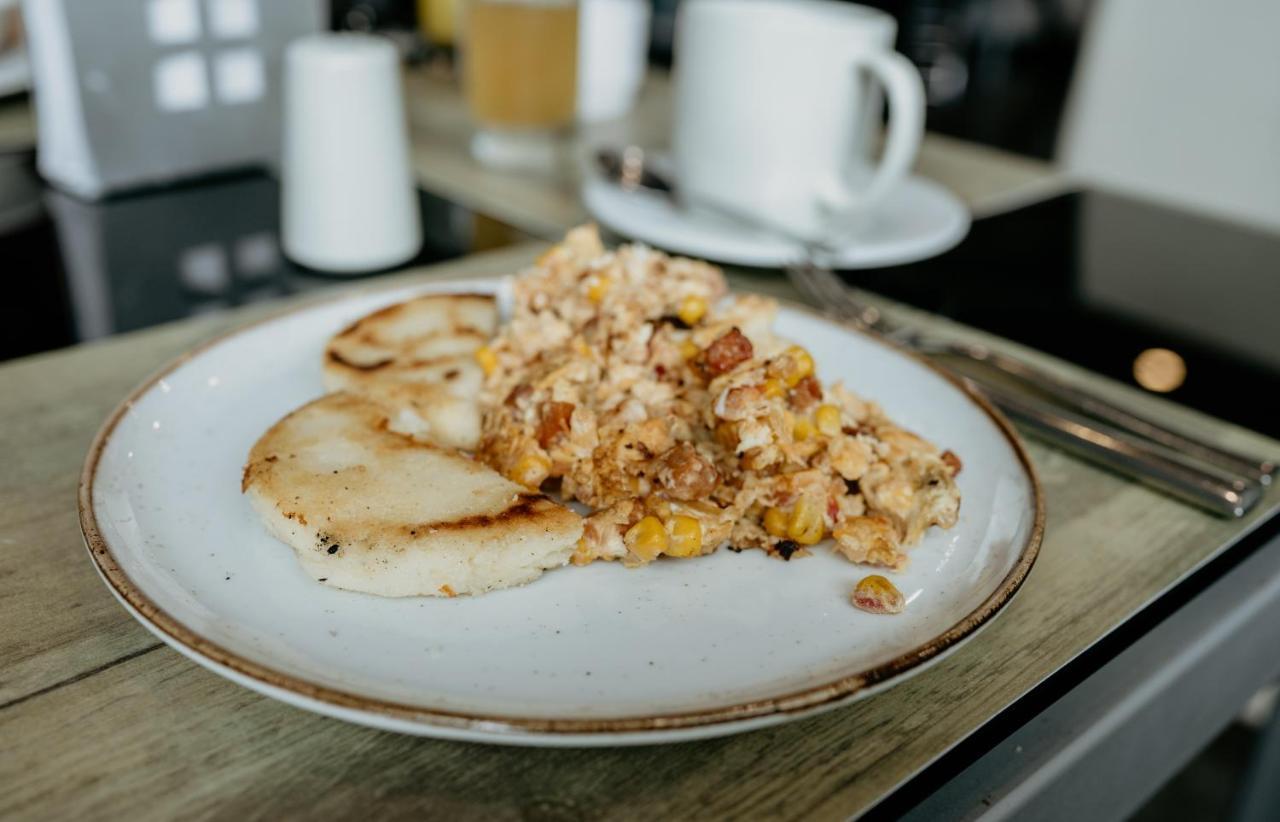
243;392;583;597
323;293;497;450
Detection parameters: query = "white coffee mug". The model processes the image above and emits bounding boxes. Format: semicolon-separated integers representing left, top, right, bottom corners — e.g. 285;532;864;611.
673;0;924;241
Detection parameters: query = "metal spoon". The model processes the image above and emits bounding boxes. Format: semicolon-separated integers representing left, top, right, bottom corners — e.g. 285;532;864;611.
596;146;814;243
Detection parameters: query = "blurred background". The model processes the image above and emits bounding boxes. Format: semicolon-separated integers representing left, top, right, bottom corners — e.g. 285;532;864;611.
0;0;1100;364
322;0;1090;158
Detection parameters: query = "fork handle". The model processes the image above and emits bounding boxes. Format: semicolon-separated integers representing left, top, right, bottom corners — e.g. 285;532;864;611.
973;378;1262;518
785;263;1272;512
949;343;1276;485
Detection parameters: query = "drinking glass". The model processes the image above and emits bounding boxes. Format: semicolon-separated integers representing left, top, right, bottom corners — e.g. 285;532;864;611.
416;0;459;48
463;0;579;169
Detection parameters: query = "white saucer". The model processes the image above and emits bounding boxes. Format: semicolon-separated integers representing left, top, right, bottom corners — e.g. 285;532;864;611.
582;170;971;269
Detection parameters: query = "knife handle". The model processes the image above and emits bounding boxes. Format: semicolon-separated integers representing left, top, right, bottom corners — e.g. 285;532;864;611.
973;378;1262;518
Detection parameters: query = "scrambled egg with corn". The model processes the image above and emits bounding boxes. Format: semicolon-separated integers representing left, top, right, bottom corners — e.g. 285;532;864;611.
476;226;961;570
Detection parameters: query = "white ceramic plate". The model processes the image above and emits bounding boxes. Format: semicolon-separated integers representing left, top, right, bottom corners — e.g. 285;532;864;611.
81;279;1042;746
582;170;971;269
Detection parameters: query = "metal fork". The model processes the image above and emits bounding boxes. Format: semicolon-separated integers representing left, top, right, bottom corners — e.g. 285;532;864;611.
593;145;1271;516
788;261;1269;517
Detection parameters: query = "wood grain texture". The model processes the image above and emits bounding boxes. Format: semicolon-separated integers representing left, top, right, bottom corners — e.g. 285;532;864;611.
1;445;1274;822
3;235;1279;819
0;245;543;707
0;321;219;707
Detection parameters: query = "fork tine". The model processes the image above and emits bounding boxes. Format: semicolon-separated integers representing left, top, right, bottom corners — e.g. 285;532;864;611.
791;264;898;339
789;263;843;310
800;265;863;319
786;264;830;309
809;266;862;312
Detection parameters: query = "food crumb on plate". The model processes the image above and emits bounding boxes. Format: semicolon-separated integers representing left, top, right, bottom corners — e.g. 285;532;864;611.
851;574;906;614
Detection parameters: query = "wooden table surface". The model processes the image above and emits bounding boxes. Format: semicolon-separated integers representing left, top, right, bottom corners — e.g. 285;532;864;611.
3;69;1279;820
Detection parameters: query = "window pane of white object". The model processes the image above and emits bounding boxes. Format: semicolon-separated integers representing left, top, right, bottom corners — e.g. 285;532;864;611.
179;244;230;294
234;232;279;277
213;49;265;104
208;0;260;39
153;51;210;112
148;0;202;45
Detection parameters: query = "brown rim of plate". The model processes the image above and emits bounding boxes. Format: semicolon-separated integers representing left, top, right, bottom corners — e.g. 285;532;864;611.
78;279;1046;737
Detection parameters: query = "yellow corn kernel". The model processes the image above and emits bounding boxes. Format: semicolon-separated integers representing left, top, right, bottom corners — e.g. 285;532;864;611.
782;346;815;387
676;295;708;326
763;506;789;537
475;345;498;376
794;416;815;441
586;275;611;302
851;574;906;614
571;537;594;566
680;339;701;360
762;378;786;399
666;515;703;558
814;404;842;436
787;498;824;545
509;453;550;488
625;515;669;562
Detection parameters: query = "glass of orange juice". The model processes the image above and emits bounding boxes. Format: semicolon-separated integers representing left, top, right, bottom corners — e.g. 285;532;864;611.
463;0;579;169
417;0;460;47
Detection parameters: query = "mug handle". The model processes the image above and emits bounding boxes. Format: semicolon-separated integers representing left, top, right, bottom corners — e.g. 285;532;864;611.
817;49;925;219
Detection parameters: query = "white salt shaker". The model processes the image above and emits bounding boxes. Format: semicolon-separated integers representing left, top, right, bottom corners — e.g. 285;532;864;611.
281;33;421;273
